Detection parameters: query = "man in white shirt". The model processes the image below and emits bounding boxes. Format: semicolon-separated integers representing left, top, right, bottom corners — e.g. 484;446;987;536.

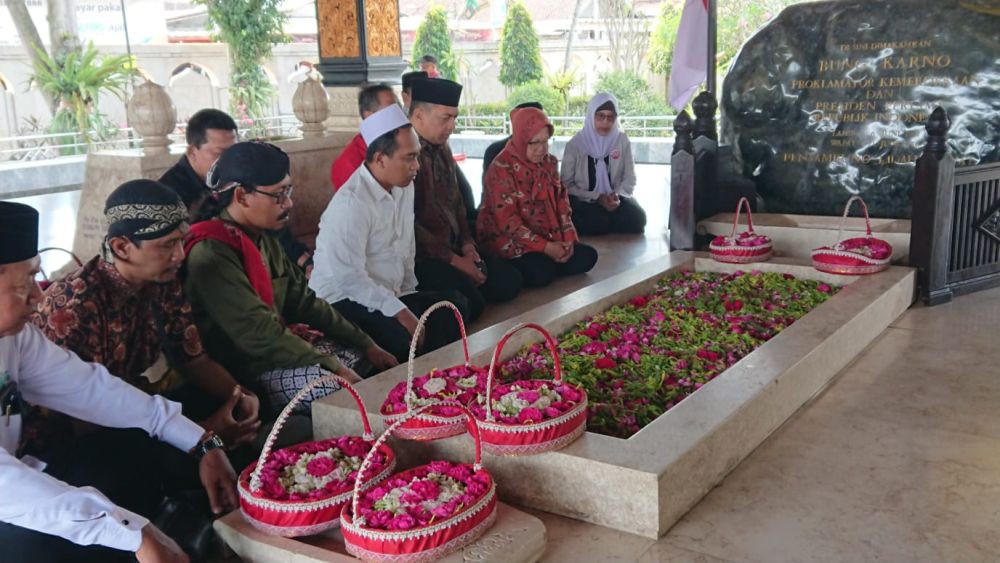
0;201;237;562
310;105;468;362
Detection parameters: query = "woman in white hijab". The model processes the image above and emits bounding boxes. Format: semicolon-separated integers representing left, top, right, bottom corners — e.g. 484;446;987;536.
560;92;646;235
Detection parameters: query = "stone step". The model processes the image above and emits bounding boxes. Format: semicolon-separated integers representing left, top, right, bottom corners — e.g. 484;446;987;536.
213;502;546;562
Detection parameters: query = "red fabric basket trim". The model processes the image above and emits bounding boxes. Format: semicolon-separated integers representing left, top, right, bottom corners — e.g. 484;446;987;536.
237;442;395;536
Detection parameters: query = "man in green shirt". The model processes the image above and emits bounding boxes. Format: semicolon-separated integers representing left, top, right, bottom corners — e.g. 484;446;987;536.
183;142;397;415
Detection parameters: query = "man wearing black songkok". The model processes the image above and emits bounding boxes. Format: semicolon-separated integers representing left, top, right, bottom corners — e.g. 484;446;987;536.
408;78;523;320
0;200;238;562
400;70;428;111
30;179;262;462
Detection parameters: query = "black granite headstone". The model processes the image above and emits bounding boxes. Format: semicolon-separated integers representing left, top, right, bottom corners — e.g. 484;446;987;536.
721;0;1000;218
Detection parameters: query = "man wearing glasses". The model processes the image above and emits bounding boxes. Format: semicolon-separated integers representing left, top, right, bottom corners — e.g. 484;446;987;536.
182;142;397;417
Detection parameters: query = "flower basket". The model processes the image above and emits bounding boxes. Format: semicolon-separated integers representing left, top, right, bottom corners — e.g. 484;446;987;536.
709;197;773;264
812;196;892;275
341;402;498;562
380;301;488;441
474;323;588;456
239;375;396;537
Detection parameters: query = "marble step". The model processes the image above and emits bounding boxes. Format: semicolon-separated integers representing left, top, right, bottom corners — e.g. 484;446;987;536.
213;502;546;562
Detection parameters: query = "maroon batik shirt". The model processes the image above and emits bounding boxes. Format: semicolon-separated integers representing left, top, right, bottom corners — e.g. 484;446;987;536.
23;257;203;455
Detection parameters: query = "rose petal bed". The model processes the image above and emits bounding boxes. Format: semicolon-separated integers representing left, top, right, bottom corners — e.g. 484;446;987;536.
500;270;838;438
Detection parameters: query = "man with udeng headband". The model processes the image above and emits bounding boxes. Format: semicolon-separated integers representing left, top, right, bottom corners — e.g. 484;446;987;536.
28;180;261;462
0;201;237;563
408;78;523;320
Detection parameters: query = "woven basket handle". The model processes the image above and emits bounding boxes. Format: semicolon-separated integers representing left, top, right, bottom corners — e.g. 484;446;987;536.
484;323;562;422
37;247;83;282
729;197;756;238
834;195;874;246
249;374;372;492
350;401;482;519
404;301;470;409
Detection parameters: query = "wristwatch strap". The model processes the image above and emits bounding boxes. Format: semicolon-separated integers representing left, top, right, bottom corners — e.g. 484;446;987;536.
191;433;225;460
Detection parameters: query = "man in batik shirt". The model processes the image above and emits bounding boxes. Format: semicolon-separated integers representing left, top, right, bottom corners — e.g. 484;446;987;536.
27;180;260;458
408;77;523;321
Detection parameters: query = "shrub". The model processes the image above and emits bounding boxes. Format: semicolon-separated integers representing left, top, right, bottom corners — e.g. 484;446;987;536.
506;81;563;116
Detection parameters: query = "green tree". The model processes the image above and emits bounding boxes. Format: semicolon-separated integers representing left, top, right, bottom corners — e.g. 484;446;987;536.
546;70;579;114
29;42;134;150
498;1;543;88
649;0;797;79
596;70;670;116
412;6;457;80
196;0;288;134
647;1;682;76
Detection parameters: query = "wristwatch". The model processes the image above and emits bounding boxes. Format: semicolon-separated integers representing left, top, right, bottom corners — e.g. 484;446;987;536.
190;432;225;460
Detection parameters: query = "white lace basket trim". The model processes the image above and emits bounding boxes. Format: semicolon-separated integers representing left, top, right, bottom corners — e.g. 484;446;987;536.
479;400;588;435
342;483;496;541
240;458;396;512
811;248;891;265
482;422;587;456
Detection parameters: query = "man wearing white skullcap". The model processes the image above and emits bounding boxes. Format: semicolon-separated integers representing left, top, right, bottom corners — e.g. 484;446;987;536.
311;105;468;362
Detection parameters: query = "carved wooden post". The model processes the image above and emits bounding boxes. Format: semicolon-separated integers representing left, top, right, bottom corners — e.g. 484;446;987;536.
691;91;719;222
670;111;696;250
910;106;956;305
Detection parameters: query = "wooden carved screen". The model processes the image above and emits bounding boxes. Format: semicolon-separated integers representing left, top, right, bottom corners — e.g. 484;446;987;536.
318;0;360;58
364;0;401;57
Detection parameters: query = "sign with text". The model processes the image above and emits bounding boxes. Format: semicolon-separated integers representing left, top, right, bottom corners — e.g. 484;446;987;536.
721;0;999;218
0;0;166;46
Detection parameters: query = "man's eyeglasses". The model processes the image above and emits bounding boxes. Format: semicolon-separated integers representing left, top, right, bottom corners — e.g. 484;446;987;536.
253;185;294;204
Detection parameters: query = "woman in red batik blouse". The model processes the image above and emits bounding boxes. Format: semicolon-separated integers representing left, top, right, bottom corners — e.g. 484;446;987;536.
477;107;598;287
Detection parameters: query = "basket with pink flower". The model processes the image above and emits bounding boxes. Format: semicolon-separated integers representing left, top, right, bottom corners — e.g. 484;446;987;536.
473;323;588;456
238;375;396;537
812;196;893;275
380;301;489;441
341;402;498;562
709;197;773;264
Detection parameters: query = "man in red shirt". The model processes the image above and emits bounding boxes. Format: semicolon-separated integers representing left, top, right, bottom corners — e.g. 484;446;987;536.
329;83;400;192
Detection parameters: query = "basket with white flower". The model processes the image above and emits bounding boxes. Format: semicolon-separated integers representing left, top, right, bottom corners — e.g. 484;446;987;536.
380;301;489;441
341;402;498;562
238;375;396;537
473;323;588;456
709;197;773;264
812;196;892;275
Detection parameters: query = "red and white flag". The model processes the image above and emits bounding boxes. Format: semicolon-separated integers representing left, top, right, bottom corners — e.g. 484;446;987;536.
668;0;709;111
